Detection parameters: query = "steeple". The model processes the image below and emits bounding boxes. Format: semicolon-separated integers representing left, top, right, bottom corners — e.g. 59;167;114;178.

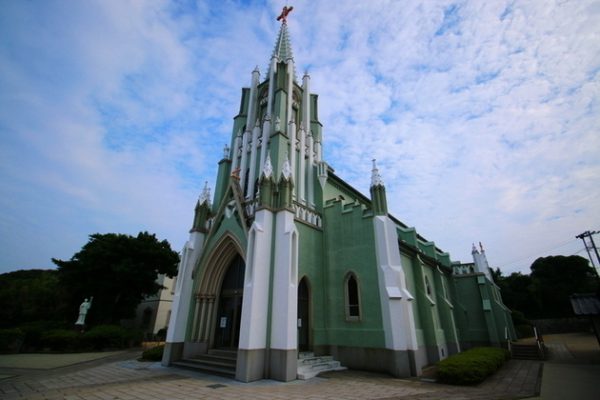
370;159;388;216
222;5;322;210
191;182;212;233
271;21;294;62
269;9;296;80
472;241;494;282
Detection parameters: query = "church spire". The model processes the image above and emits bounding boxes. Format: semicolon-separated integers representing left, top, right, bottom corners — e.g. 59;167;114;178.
370;159;388;216
269;8;296;80
271;19;294;62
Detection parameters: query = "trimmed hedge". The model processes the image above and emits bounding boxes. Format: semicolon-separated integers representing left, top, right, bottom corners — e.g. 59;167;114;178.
82;325;142;350
141;344;164;361
41;329;81;352
436;347;510;385
19;321;65;351
37;325;142;352
0;328;24;353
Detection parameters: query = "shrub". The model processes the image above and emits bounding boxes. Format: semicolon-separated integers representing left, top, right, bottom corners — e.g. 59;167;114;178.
19;321;65;351
0;328;24;353
436;347;510;385
41;329;81;352
82;325;141;350
141;344;164;361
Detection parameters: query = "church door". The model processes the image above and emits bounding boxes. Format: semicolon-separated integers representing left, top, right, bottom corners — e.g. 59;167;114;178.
298;278;310;351
214;254;245;349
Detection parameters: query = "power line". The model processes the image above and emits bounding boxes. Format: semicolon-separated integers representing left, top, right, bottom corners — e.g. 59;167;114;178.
497;238;578;268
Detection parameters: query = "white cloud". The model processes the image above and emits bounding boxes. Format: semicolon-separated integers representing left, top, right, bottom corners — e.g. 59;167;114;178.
1;0;599;274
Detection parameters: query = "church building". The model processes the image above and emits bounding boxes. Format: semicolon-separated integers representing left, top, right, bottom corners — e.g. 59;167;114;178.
163;10;514;382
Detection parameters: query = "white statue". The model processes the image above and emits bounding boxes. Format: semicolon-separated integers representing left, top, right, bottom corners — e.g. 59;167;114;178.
75;297;93;326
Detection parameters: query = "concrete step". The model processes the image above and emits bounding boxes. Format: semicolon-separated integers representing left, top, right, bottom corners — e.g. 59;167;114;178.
297;354;346;380
208;349;238;360
172;359;236;377
298;355;334;365
172;349;238;378
511;343;545;360
188;355;237;368
298;352;315;359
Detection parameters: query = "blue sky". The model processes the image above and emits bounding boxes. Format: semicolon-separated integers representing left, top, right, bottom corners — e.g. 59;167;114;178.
1;0;599;275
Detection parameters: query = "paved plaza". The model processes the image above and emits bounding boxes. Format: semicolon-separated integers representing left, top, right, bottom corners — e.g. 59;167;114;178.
0;332;597;400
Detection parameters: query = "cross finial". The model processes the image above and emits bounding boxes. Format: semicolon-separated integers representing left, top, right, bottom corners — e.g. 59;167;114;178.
277;5;294;24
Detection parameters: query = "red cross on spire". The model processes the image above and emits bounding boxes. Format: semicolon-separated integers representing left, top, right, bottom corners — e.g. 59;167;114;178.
277;5;294;24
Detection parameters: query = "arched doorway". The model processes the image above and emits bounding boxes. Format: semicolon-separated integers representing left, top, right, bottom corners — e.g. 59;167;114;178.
214;254;245;349
298;277;310;351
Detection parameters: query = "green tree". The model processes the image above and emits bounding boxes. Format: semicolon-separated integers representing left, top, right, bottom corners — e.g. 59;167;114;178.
494;270;541;319
529;255;598;318
53;232;179;325
0;269;64;328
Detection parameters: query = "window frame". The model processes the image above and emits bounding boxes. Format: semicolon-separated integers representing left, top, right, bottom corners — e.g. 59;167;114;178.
344;272;362;322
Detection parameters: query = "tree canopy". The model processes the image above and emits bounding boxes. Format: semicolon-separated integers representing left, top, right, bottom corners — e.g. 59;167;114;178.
495;255;598;319
529;255;598;318
52;232;179;324
0;269;62;328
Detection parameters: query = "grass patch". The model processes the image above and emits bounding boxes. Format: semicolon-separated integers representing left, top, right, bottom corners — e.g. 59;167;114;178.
436;347;509;385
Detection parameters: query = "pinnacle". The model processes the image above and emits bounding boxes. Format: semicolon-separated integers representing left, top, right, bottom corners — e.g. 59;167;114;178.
269;21;297;81
371;159;384;188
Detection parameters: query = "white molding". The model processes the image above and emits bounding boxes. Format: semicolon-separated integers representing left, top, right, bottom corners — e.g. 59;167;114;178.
270;211;298;350
166;231;205;342
372;216;418;351
238;209;273;350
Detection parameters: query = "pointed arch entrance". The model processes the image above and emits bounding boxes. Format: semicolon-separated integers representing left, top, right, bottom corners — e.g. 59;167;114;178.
214;254;245;348
298;277;311;351
192;234;245;350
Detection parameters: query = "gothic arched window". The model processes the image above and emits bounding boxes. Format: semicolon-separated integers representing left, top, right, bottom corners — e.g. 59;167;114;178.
425;275;432;296
345;273;361;321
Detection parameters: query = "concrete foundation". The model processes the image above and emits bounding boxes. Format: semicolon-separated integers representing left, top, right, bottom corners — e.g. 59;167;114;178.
318;345;414;378
236;348;266;382
183;341;206;358
161;342;183;366
268;349;297;382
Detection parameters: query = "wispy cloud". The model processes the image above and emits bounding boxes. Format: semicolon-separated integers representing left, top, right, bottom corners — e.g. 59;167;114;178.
1;0;598;274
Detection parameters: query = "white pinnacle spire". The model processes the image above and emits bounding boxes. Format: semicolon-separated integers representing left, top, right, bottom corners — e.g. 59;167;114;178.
371;159;384;187
199;181;211;206
223;144;230;160
281;154;292;180
262;154;273;179
472;243;478;254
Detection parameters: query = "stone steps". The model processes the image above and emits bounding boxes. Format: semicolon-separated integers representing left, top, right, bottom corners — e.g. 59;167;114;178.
173;349;237;378
297;352;346;380
511;343;545;360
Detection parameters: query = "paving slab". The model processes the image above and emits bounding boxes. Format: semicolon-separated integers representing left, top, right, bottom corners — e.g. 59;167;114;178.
0;351;125;370
0;345;550;400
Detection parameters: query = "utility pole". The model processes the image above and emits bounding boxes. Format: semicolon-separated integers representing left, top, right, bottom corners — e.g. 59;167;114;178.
576;230;600;277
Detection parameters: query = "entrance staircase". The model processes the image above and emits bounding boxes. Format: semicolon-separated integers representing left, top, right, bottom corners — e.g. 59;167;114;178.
510;342;546;360
297;352;346;380
173;349;237;377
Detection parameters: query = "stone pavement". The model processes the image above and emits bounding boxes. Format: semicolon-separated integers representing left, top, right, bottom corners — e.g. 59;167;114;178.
0;349;542;400
530;332;600;400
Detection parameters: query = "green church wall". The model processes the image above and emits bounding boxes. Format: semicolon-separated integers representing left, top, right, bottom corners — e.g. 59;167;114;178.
295;222;326;346
322;199;385;348
452;275;492;345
